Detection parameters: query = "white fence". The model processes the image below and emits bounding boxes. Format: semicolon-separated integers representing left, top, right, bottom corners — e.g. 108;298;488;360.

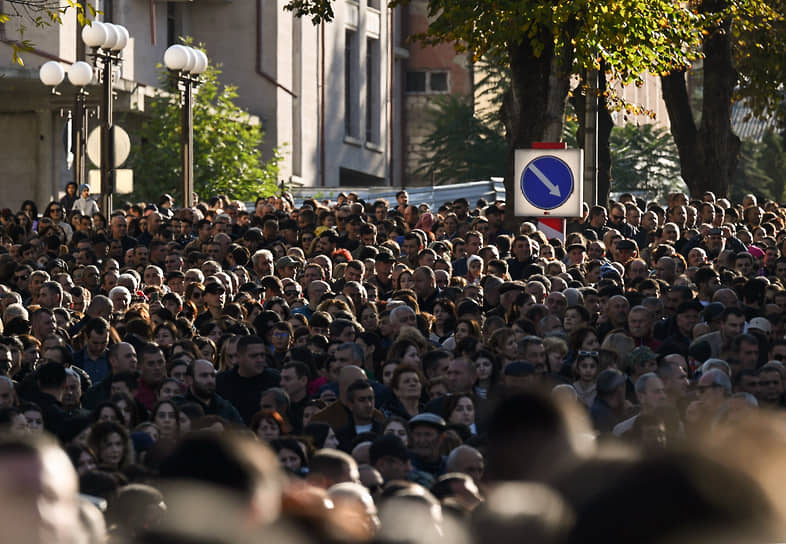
288;179;506;210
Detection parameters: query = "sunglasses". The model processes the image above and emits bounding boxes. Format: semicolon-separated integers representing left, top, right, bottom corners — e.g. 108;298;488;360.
578;351;598;357
284;290;299;296
192;291;204;298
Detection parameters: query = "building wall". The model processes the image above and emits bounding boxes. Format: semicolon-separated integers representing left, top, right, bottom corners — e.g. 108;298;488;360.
402;0;471;186
0;0;398;206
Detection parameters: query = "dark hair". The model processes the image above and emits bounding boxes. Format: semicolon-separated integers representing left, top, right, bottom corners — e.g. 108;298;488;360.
345;379;372;402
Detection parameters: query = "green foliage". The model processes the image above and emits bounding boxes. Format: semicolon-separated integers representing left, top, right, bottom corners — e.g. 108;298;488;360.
414;94;507;185
732;129;786;203
609;123;686;200
723;0;786;123
3;1;97;65
126;42;280;204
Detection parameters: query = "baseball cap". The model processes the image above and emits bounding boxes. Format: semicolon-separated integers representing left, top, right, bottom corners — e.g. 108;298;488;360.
276;256;300;269
566;243;587;253
204;282;226;295
749;317;772;334
616;239;638;251
375;248;395;263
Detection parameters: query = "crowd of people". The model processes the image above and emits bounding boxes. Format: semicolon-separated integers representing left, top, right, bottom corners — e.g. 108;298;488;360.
1;186;786;542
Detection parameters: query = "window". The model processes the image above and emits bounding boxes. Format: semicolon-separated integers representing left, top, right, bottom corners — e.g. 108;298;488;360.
366;37;380;144
345;29;358;138
367;0;380;9
406;71;450;94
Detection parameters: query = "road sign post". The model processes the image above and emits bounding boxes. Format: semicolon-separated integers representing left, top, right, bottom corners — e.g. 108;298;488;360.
514;148;583;217
514;146;583;241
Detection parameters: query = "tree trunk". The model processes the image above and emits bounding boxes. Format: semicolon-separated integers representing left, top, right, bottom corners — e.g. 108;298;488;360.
661;3;739;199
502;37;573;232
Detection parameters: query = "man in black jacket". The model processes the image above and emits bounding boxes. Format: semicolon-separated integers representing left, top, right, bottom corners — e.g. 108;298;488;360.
216;335;280;424
181;359;243;424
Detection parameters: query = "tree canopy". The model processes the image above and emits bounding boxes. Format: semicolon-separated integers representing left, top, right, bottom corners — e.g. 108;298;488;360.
1;1;96;65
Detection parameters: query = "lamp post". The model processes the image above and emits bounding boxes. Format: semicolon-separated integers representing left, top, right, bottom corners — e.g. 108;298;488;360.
39;60;94;187
81;21;130;214
164;44;208;208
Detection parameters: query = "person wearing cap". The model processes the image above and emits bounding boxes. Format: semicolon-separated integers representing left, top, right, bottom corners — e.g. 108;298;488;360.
484;204;508;240
590;368;629;433
660;300;703;356
566;242;587;266
408;413;447;479
369;434;411;483
275;256;300;281
368;248;395;300
614;239;638;264
72;184;99;217
501;361;536;392
193;281;226;330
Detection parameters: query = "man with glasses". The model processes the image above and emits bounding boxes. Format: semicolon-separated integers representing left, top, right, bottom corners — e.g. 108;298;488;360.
696;368;731;418
607;202;638;238
12;265;32;297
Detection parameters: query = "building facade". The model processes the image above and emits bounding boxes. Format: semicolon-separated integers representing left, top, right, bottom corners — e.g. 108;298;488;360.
0;0;402;211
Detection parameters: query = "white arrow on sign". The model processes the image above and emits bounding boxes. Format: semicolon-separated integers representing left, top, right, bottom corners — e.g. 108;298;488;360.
528;162;561;197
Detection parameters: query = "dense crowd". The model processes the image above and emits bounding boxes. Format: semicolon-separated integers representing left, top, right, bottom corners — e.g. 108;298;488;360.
1;182;786;542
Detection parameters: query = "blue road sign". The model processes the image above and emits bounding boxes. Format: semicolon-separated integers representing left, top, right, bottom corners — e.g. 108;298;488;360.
520;155;574;210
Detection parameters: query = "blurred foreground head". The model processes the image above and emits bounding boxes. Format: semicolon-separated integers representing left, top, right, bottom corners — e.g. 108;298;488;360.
151;431;283;541
0;433;81;544
485;392;579;482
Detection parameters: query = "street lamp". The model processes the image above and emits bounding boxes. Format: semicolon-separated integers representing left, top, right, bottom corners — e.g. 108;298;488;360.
39;60;94;187
164;44;208;208
81;20;130;214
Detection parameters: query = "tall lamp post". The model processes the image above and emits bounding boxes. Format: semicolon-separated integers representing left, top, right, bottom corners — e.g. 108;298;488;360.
164;45;208;208
81;21;130;214
39;60;94;186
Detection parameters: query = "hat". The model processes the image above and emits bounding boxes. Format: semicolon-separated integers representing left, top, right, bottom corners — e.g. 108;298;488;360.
616;239;638;251
676;300;704;314
408;412;446;431
503;361;535;377
567;243;587;253
597;368;626;394
703;302;725;322
369;435;409;464
747;246;765;259
600;263;621;280
625;346;657;369
276;256;300;269
79;184;90;192
204;282;226;295
709;228;723;236
375;248;395;263
499;281;526;295
749;317;772;334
